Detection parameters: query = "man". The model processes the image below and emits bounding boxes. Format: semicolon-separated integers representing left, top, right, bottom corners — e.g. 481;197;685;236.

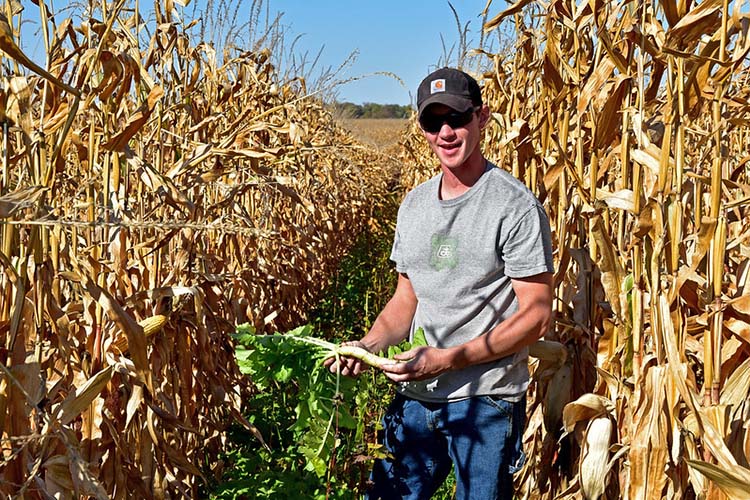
328;67;554;499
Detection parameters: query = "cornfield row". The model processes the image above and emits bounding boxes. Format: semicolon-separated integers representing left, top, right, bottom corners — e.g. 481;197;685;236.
0;1;390;497
3;0;750;497
402;0;750;498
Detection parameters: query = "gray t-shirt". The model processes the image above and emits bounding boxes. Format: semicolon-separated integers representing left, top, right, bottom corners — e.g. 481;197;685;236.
390;162;554;402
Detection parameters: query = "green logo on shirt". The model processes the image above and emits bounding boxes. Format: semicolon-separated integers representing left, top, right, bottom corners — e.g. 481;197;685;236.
431;234;458;270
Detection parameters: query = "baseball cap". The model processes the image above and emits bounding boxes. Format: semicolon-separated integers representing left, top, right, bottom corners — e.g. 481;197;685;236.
417;67;482;119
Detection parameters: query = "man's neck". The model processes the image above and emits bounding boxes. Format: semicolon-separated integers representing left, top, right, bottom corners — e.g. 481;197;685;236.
439;152;487;200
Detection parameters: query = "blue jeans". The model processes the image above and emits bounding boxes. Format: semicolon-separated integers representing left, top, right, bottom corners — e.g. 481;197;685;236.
368;394;526;500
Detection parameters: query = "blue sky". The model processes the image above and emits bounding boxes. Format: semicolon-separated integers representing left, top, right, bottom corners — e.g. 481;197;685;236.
266;1;497;105
20;1;504;106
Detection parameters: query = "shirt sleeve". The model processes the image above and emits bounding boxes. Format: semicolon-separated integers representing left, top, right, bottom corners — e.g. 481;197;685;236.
501;203;554;278
389;203;408;273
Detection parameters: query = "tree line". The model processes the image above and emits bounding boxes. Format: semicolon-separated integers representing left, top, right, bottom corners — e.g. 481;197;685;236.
331;102;413;119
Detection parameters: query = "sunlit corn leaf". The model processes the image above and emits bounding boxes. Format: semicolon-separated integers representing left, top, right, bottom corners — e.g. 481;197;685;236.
102;86;163;151
483;0;535;32
663;0;723;52
0;185;47;218
77;269;153;392
54;365;113;426
685;459;750;500
721;355;750;407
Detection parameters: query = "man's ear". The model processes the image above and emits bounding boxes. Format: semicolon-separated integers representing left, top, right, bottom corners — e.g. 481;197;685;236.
478;105;491;129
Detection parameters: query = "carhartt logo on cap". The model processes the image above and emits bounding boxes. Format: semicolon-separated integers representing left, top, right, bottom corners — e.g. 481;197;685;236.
430;79;445;94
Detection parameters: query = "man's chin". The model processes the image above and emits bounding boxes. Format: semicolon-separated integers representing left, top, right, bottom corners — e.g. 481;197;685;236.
437;151;465;168
440;159;467;170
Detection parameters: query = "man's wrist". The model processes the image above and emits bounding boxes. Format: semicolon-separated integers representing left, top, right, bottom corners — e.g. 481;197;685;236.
359;338;379;354
360;330;396;354
447;345;469;370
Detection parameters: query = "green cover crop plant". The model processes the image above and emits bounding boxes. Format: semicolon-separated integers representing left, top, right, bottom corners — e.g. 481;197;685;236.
229;323;427;497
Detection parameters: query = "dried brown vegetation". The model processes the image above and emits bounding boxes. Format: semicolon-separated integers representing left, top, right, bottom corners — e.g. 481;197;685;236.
338;118;410;151
0;2;391;497
402;0;750;498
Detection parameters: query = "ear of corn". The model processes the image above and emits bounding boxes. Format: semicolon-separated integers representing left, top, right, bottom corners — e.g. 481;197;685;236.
543;363;572;433
140;315;169;337
529;339;568;365
108;315;169;354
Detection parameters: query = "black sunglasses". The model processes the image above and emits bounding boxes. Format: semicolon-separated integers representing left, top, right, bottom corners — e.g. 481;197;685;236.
419;107;479;133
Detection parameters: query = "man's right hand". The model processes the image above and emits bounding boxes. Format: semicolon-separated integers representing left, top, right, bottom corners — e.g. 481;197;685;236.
323;341;371;376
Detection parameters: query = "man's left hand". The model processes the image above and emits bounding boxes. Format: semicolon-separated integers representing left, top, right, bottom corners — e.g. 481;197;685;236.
380;346;453;382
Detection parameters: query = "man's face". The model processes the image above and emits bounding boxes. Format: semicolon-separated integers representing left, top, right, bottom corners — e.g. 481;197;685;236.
419;103;488;170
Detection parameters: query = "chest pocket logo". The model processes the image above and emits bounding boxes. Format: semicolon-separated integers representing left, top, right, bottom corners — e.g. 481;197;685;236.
430;234;458;270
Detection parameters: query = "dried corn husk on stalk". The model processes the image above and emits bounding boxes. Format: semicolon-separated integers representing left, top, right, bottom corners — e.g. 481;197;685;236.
580;417;613;500
543;362;572;434
562;395;617;499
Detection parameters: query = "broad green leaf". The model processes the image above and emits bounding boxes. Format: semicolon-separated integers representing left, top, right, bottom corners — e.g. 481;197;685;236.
412;327;427;347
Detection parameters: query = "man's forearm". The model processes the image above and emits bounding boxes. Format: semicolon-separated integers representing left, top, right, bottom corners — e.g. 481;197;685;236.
449;303;550;369
450;273;554;370
361;297;414;353
360;273;417;353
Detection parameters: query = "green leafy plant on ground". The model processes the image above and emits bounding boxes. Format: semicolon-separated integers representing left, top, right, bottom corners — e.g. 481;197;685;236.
208;195;458;499
219;324;440;499
218;323;373;499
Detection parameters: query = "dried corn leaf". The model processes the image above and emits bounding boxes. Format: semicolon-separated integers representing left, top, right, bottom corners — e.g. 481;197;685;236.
54;365;113;426
578;57;616;115
595;188;636;212
593;75;630;148
725;317;750;345
70;451;109;500
125;384;143;430
727;294;750;316
699;410;750;483
0;17;81;97
127;150;194;211
102;85;163;151
685;459;750;500
483;0;534;32
664;0;723;52
10;362;44;407
562;393;615;435
590;215;627;321
81;392;105;442
0;185;47;218
5;76;33;134
78;270;153;392
44;455;74;496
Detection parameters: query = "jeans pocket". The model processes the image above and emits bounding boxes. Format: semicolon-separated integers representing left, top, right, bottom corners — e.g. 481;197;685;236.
480;396;527;475
481;395;514;419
